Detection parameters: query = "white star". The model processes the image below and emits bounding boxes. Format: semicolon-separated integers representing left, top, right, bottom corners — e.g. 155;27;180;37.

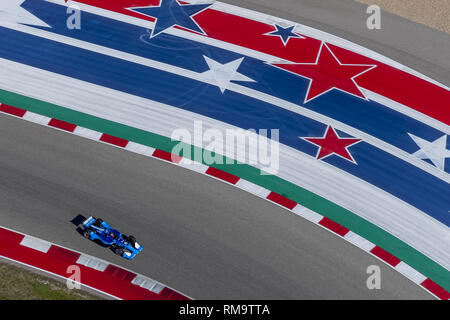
0;0;50;28
408;133;450;171
199;56;256;93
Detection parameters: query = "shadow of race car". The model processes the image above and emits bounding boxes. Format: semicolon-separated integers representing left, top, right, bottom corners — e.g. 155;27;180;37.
81;216;143;260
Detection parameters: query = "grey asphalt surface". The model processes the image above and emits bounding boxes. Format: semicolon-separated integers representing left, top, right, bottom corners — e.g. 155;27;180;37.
222;0;450;86
0;115;432;299
0;0;445;299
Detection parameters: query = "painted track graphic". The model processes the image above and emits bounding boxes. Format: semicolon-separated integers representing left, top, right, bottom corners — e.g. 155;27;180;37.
0;0;448;299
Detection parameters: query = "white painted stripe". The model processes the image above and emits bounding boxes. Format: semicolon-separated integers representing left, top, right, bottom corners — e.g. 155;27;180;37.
131;275;164;294
292;205;323;224
73;126;103;141
1;24;448;183
22;112;51;125
131;274;155;289
344;231;376;252
178;158;209;174
151;283;166;294
125;142;156;156
76;254;109;272
235;179;271;198
20;235;52;253
395;261;427;285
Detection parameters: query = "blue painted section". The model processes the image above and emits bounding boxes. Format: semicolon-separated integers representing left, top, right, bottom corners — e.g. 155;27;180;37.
264;24;302;44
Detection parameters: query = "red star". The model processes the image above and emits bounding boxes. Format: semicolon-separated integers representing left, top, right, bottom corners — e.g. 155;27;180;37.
273;43;376;103
302;126;361;163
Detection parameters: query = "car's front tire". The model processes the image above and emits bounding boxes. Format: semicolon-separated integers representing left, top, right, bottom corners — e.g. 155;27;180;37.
128;235;136;246
114;247;124;256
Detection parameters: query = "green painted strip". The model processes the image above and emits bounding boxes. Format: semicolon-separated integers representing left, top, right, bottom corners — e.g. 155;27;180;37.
1;88;449;291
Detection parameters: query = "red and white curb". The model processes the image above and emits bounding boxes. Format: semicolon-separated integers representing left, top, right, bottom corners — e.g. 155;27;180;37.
0;103;448;300
0;225;190;300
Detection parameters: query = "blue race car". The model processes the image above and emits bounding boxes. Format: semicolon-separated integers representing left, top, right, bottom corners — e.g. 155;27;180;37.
81;216;143;260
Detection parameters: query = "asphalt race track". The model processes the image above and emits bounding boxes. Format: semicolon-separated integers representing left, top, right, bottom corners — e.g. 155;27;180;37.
0;0;446;299
0;113;433;299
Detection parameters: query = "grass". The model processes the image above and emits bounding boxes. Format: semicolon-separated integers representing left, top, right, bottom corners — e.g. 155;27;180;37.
0;261;103;300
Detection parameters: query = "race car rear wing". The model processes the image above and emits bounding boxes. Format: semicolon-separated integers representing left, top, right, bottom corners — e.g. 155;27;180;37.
82;216;96;229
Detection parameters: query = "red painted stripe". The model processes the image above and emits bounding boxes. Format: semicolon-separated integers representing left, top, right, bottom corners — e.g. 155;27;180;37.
160;287;172;297
370;246;401;267
152;149;182;163
206;167;240;184
104;265;136;282
48;118;77;132
266;192;297;210
100;133;129;148
47;245;81;264
75;0;160;22
0;104;27;117
319;217;350;237
0;227;25;245
160;287;189;300
169;291;189;300
421;278;450;300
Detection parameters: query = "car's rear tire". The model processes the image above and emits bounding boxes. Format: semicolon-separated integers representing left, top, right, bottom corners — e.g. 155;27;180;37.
114;247;124;256
83;229;91;239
